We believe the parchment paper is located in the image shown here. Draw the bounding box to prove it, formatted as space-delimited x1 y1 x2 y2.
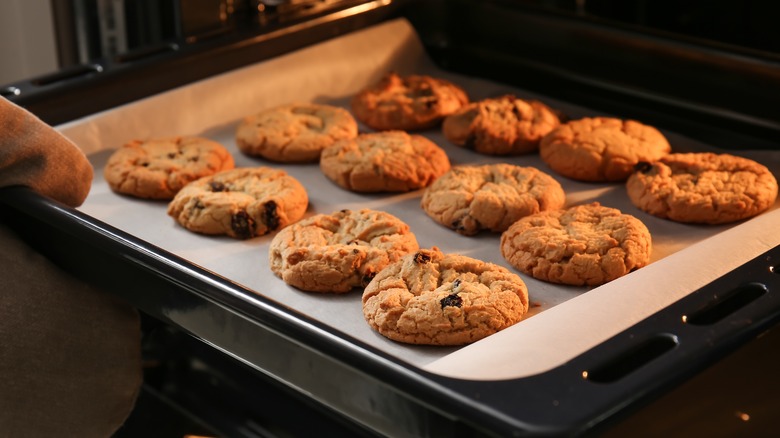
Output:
59 19 780 380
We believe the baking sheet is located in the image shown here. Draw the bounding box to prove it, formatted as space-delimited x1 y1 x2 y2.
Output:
59 18 780 380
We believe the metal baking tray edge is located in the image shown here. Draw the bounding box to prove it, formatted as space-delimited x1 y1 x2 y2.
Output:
2 186 779 436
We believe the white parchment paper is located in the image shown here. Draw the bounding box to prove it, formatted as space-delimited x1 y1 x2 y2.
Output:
59 19 780 380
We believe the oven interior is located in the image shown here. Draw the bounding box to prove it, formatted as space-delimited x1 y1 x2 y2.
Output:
2 1 780 436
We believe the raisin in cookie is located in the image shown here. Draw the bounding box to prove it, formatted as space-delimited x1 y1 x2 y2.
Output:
627 152 778 224
269 209 419 293
351 73 469 131
235 103 358 163
539 117 671 182
362 247 529 346
442 95 561 155
501 203 651 286
104 136 234 200
167 167 307 239
320 130 450 192
421 164 565 235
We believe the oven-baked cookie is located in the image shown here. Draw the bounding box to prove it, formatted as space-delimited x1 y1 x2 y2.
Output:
442 95 561 155
421 164 566 235
627 152 779 224
167 167 308 239
351 73 469 131
235 103 358 163
539 117 671 182
104 136 234 200
269 209 419 293
320 130 450 192
501 203 651 286
362 247 529 346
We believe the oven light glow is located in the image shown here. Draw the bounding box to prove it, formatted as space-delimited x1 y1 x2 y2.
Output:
736 411 750 422
681 315 688 323
581 371 589 379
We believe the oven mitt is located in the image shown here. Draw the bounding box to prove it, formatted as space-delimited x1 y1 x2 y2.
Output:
0 97 142 437
0 97 92 206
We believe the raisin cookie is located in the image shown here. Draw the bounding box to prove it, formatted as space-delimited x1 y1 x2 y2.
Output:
269 209 419 293
501 203 652 286
320 130 450 192
421 164 566 235
351 73 469 131
235 103 358 163
627 152 778 224
442 95 561 155
539 117 671 182
167 167 308 239
104 136 235 200
362 247 529 346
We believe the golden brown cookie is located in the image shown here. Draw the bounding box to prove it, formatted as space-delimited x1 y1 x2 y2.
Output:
627 152 778 224
362 247 529 346
539 117 671 182
351 73 469 131
167 167 308 239
500 203 652 286
442 95 561 155
104 136 234 200
269 209 419 293
320 130 451 192
235 103 358 163
421 164 566 235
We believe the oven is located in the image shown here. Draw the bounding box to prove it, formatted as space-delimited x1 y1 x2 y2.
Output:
2 1 780 436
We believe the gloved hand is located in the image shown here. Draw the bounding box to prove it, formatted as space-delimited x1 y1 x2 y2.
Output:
0 97 142 437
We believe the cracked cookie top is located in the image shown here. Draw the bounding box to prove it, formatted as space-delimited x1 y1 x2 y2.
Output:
362 247 529 345
500 202 652 286
442 95 561 155
235 103 358 163
626 152 778 224
351 73 469 131
320 130 450 192
269 209 419 293
421 163 566 235
167 167 308 239
104 136 235 200
539 117 671 182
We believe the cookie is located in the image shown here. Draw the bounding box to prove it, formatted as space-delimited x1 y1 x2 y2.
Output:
539 117 671 182
627 152 779 224
351 73 469 131
500 203 652 286
421 164 566 235
320 130 451 192
362 247 529 346
167 167 308 239
235 103 358 163
442 95 561 155
104 136 234 200
269 209 419 293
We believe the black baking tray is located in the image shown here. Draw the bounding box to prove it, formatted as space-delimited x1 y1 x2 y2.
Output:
3 0 780 436
2 185 779 437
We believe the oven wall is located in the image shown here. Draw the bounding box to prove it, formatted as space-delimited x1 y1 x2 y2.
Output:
0 0 58 85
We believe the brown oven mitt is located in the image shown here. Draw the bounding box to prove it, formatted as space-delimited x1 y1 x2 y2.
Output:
0 97 142 437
